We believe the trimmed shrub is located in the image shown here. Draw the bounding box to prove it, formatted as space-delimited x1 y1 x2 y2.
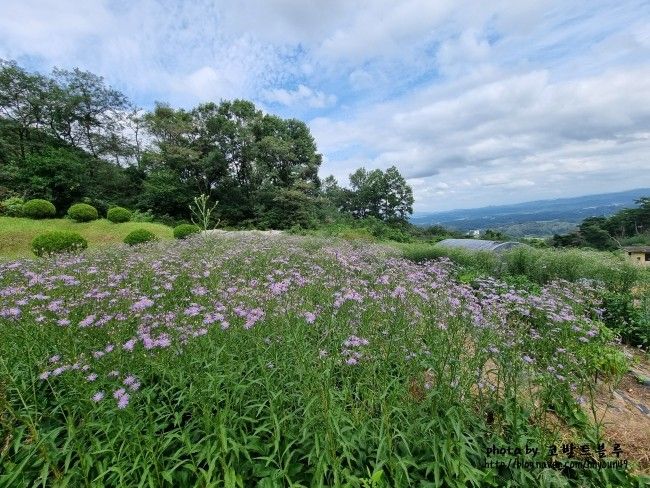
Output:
173 223 200 239
23 199 56 219
32 231 88 257
124 229 158 246
107 207 132 223
67 203 99 222
0 197 25 217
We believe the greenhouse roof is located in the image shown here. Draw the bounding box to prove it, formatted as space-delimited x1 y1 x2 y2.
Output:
435 239 522 252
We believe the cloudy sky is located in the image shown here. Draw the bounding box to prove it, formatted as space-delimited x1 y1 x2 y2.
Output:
1 1 649 211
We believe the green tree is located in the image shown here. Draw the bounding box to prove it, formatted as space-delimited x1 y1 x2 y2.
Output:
47 67 131 162
143 99 323 225
0 60 49 161
345 166 413 222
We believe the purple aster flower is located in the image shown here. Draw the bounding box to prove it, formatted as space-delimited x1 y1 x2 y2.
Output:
79 315 96 327
92 391 105 402
86 373 98 382
155 335 171 348
131 297 154 312
0 307 21 318
184 304 203 316
51 366 66 376
191 286 207 296
117 393 130 409
304 312 317 324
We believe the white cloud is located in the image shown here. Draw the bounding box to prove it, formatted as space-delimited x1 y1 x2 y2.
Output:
263 84 336 108
311 65 650 210
1 0 649 210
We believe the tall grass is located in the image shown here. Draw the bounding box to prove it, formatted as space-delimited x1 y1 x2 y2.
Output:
0 236 644 486
399 243 639 291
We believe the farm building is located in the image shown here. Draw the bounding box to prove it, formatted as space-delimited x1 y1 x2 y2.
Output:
436 238 523 252
623 246 650 267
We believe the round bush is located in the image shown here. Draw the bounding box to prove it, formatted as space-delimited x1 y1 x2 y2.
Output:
67 203 99 222
173 223 201 239
23 199 56 219
124 229 158 246
32 231 88 257
107 207 132 223
0 197 25 217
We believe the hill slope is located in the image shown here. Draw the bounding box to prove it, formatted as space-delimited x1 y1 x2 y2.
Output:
0 218 172 258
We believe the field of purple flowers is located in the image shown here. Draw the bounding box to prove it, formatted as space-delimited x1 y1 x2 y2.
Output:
0 234 642 486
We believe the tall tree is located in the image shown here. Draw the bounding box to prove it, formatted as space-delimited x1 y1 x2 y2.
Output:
142 99 323 225
47 67 131 161
0 60 49 161
344 166 414 222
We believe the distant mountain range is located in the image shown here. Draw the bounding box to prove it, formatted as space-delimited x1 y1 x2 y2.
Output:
410 188 650 238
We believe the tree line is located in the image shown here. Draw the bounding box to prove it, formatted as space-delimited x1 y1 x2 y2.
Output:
0 59 413 229
552 198 650 250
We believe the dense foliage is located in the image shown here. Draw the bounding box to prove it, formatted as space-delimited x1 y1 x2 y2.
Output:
173 223 201 239
67 203 99 222
123 228 158 246
0 59 414 230
31 230 87 256
0 235 641 486
0 196 24 216
106 206 132 223
22 198 56 219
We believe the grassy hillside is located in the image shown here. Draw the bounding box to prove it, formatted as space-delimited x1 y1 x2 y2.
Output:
0 217 173 258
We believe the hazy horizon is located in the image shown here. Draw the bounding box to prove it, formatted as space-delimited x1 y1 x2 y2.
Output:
411 186 650 215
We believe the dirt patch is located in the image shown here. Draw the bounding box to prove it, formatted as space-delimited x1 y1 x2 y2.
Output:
583 370 650 475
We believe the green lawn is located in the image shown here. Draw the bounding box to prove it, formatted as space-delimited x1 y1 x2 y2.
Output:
0 217 173 258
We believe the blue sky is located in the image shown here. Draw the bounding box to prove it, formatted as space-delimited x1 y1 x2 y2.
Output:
1 0 649 211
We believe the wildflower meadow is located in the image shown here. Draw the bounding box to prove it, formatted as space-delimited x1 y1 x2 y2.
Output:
0 235 644 486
